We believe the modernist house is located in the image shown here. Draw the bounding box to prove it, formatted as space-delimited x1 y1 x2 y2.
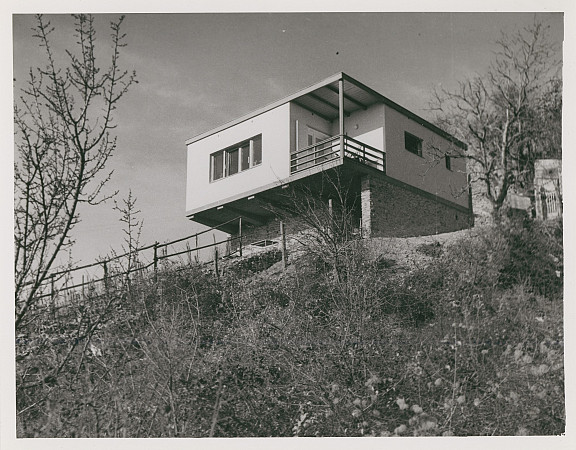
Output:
186 73 472 241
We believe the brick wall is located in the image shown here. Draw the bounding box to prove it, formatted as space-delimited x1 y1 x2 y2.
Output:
361 174 472 238
231 173 472 245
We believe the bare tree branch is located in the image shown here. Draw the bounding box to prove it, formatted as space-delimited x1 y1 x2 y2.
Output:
14 14 137 329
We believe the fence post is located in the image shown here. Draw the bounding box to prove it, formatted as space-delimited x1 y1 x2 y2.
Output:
50 274 56 319
153 242 159 280
103 260 109 292
328 198 334 238
195 235 199 263
280 221 288 270
213 234 219 281
186 242 192 265
239 217 243 258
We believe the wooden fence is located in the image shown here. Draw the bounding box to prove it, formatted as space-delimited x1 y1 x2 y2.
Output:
31 216 289 305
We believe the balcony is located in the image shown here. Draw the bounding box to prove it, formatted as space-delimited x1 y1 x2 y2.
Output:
290 135 385 175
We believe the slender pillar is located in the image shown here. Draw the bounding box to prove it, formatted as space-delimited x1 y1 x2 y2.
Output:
360 175 372 238
339 77 345 159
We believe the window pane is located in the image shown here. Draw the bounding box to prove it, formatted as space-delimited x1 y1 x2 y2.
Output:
252 135 262 166
212 152 224 180
405 132 422 156
228 148 239 175
240 144 250 171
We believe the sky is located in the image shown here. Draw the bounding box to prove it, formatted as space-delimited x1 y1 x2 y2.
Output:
10 8 566 267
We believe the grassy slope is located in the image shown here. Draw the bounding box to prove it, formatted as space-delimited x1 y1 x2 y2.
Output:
16 220 564 437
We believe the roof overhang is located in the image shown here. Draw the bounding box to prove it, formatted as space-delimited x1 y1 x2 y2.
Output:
185 72 467 150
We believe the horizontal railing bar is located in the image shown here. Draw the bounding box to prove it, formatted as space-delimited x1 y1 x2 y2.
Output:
290 134 385 176
345 143 382 159
161 236 240 260
291 145 340 163
291 136 340 157
290 155 341 174
36 216 242 286
291 149 341 166
291 135 383 159
345 135 383 154
291 152 341 168
157 216 241 248
345 149 383 163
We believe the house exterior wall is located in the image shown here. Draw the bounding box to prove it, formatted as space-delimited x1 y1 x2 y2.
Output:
290 103 333 152
361 174 471 238
338 103 386 152
186 103 291 214
383 106 468 209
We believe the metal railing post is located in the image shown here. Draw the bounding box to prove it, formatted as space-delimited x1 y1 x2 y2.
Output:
339 77 345 161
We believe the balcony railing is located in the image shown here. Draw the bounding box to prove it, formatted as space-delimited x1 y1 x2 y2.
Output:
290 135 386 175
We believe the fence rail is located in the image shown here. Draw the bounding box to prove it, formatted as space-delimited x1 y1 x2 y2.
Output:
29 216 261 303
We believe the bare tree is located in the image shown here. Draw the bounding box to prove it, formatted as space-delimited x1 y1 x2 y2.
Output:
113 189 144 273
14 14 137 329
429 20 561 217
275 170 361 281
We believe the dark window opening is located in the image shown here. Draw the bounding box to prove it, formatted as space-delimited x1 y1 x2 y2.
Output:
227 148 239 176
252 135 262 166
404 131 423 157
212 151 224 180
240 143 250 171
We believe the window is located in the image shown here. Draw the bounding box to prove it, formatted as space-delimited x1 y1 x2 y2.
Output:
404 131 422 157
445 154 452 171
211 135 262 181
212 151 224 180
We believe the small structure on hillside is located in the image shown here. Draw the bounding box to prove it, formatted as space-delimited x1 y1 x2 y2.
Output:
185 73 472 241
534 159 562 220
505 159 562 221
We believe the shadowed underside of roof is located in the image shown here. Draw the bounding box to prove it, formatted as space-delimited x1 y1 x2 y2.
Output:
185 72 467 150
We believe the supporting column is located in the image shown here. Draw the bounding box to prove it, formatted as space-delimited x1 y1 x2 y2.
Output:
360 175 372 238
339 77 345 160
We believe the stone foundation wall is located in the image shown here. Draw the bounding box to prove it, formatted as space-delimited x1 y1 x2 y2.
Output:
361 174 472 238
231 173 472 245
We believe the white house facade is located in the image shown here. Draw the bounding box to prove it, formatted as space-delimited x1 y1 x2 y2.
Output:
186 73 472 238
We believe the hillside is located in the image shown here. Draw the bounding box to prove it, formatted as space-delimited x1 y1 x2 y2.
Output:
16 219 564 437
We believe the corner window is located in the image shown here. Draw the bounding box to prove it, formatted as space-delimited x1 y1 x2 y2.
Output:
445 154 452 171
404 131 422 157
211 135 262 181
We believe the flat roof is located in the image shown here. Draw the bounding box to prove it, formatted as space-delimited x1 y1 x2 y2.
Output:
185 72 467 150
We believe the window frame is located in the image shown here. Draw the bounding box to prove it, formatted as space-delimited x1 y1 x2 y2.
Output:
210 134 262 182
404 131 423 157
